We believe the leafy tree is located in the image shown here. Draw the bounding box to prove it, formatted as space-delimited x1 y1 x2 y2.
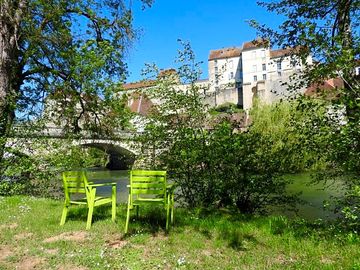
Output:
249 0 359 119
0 0 153 163
0 138 108 197
250 0 360 229
137 43 300 213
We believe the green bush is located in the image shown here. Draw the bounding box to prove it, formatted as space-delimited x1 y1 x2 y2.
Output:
0 139 108 198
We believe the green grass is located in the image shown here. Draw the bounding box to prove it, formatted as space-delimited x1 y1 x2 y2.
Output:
0 196 359 270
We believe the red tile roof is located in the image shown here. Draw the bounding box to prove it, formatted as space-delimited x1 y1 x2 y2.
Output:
128 92 154 116
305 78 343 99
270 46 306 58
242 38 269 51
270 48 292 58
209 47 242 61
122 80 156 90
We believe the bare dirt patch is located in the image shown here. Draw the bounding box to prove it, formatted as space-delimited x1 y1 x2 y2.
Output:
0 223 18 230
151 232 168 241
104 234 128 249
106 239 128 249
44 249 59 255
320 256 334 265
274 254 296 265
15 232 34 240
201 250 212 257
43 231 88 243
16 256 45 270
0 245 13 262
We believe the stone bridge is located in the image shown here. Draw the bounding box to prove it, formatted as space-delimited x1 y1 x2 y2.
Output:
8 125 143 170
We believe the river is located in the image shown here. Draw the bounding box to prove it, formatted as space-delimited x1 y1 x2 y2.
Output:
86 169 344 220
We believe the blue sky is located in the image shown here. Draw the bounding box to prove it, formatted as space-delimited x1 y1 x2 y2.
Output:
125 0 284 83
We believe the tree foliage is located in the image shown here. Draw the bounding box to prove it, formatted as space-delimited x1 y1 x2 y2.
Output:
250 0 359 118
251 0 360 230
0 0 153 161
0 138 108 197
137 43 305 213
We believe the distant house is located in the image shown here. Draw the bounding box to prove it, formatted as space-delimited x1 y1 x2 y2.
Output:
123 38 313 112
207 39 312 110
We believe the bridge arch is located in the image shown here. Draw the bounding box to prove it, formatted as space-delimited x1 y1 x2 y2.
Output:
79 141 137 170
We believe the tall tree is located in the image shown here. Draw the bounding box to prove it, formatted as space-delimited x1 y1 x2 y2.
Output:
250 0 360 229
0 0 153 158
250 0 359 119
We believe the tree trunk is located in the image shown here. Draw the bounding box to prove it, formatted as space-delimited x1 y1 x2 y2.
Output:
0 1 26 164
336 0 358 121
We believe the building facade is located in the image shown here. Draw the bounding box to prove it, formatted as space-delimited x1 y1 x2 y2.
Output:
123 39 313 113
206 39 313 110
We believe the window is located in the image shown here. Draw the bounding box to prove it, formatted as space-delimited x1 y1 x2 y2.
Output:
277 61 282 70
254 75 257 82
229 60 234 69
215 66 218 74
262 63 266 71
252 65 257 72
229 72 234 79
262 74 267 80
215 79 219 85
214 59 217 65
277 71 282 77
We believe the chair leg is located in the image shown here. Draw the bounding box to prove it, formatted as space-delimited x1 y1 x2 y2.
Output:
60 204 69 226
112 185 116 222
170 194 174 225
125 195 131 234
166 196 170 231
86 197 95 230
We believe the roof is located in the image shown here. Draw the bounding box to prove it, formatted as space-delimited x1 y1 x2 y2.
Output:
209 47 242 61
270 48 292 58
242 38 269 51
208 38 269 60
128 92 154 116
270 46 305 59
305 77 344 99
158 68 177 78
122 80 156 90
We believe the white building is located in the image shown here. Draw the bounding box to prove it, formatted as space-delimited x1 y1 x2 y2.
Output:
123 39 313 113
206 39 313 110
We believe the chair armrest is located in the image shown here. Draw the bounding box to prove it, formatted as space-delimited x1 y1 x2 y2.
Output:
87 182 117 188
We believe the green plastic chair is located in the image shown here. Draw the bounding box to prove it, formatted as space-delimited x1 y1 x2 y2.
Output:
125 170 175 233
60 171 117 230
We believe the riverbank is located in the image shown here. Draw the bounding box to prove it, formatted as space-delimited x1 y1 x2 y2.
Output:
88 170 345 220
0 196 358 269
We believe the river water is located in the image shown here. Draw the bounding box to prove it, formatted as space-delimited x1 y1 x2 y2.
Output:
86 169 344 220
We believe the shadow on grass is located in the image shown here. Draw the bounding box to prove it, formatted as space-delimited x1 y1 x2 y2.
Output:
122 205 174 236
65 204 114 223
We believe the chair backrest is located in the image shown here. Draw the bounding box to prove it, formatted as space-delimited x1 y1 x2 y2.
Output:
129 170 167 203
62 171 90 201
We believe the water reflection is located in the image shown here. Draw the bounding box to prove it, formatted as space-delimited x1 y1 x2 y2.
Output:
86 169 129 203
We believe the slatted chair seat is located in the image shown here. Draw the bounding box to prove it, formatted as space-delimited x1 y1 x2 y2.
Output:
60 171 117 230
125 170 175 233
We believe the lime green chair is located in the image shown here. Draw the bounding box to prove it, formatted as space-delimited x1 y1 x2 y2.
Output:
125 170 175 233
60 171 117 230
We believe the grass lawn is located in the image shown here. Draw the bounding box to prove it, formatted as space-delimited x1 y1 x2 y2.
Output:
0 196 359 270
